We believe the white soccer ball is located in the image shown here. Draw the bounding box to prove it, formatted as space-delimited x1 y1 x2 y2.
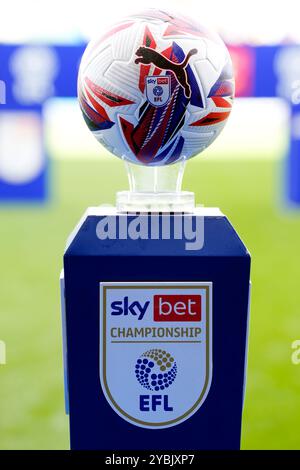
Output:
78 9 234 166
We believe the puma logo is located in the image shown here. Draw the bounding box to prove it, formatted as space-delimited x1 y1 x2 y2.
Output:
135 47 197 99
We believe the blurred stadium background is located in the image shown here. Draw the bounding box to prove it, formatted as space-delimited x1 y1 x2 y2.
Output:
0 0 300 449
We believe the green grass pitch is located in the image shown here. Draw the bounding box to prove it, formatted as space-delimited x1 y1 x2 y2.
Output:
0 157 300 449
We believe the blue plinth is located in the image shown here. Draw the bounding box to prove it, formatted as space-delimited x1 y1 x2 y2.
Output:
61 208 251 450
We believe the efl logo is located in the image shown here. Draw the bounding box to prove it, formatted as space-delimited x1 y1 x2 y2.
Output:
154 295 201 322
100 282 212 429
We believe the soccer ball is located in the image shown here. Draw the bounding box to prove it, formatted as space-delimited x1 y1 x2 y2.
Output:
78 9 234 166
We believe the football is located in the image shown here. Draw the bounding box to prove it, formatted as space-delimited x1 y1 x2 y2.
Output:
78 9 234 166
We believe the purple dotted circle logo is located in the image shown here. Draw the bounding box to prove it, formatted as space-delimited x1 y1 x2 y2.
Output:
135 349 177 391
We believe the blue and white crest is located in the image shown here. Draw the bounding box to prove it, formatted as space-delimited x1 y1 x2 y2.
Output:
146 76 171 107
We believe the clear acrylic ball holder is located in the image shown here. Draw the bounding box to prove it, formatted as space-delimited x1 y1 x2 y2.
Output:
116 159 195 213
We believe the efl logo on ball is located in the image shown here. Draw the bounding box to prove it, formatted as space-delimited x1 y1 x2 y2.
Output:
146 76 171 107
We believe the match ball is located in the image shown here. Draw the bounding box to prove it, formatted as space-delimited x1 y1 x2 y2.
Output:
78 9 234 166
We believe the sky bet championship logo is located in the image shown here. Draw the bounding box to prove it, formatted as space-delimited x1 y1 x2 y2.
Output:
100 282 212 429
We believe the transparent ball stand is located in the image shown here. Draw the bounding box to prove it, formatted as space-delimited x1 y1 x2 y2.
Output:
116 158 195 213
